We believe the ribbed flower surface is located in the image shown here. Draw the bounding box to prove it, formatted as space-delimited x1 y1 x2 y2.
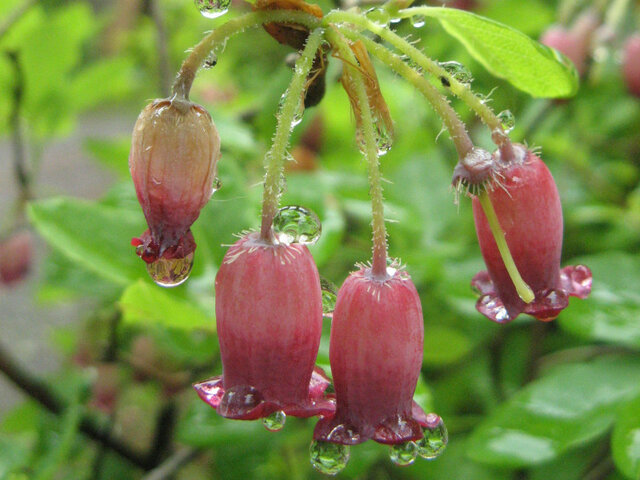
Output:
194 232 333 420
129 98 220 260
472 148 592 323
314 266 430 445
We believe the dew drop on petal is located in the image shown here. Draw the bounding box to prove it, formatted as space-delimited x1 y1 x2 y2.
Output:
560 264 592 299
496 110 515 134
439 61 473 84
389 441 418 466
273 205 322 245
194 0 230 19
477 294 511 323
309 441 350 475
416 414 448 460
218 385 263 418
411 15 426 28
146 253 194 287
263 410 286 432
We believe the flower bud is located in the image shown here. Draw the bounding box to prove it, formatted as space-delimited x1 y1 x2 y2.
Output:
129 98 221 263
622 34 640 98
194 232 333 421
0 230 34 286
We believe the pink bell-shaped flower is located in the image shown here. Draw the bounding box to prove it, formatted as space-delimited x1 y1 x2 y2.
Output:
465 145 592 323
0 229 33 286
129 97 221 268
311 264 444 473
194 232 334 427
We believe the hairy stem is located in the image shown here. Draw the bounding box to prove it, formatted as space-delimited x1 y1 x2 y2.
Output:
173 10 321 99
338 28 473 158
478 191 534 303
324 10 514 159
328 29 388 278
259 28 325 242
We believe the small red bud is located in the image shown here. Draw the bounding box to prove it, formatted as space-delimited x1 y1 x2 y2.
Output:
470 145 592 323
129 98 221 263
314 266 432 446
194 232 333 421
622 34 640 98
0 230 34 286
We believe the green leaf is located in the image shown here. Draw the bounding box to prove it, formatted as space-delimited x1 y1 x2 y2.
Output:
423 325 473 366
414 7 579 98
612 396 640 479
559 253 640 349
119 280 215 331
84 138 132 178
28 197 146 285
467 356 640 468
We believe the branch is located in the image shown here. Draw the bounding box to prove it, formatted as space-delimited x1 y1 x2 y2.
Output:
140 447 201 480
0 341 149 470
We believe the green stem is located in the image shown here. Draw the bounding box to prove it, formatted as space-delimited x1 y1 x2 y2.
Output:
338 27 473 159
327 29 388 278
478 191 534 303
259 28 325 242
173 10 321 100
323 10 514 159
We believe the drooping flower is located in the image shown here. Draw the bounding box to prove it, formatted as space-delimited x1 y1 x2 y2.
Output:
455 144 592 323
129 97 220 266
0 230 33 286
312 264 444 472
194 232 333 425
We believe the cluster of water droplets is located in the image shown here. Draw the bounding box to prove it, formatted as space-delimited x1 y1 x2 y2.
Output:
387 416 448 466
146 252 194 287
194 0 231 19
439 61 473 85
309 441 350 475
272 206 322 245
263 410 286 432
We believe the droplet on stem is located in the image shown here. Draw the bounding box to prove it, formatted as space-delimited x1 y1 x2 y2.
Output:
272 206 322 245
320 277 337 318
309 441 350 475
194 0 231 19
439 61 473 85
411 15 426 28
146 253 194 287
496 110 515 134
389 441 418 466
262 410 286 432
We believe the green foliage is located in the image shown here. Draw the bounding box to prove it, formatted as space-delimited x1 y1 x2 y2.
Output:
1 0 639 479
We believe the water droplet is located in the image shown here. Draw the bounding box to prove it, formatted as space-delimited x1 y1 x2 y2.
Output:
211 177 222 195
439 61 473 85
146 253 194 287
194 0 230 19
411 15 426 28
273 205 322 245
389 441 418 466
218 385 263 418
263 410 286 432
309 441 350 475
365 7 391 26
203 53 217 69
476 294 511 323
416 415 448 460
496 110 515 134
320 277 337 318
279 91 305 129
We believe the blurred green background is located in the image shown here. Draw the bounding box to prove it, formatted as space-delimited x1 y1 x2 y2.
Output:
1 0 640 478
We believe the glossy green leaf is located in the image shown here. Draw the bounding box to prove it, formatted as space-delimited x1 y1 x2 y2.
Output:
412 7 579 97
467 356 640 468
423 325 473 365
28 197 145 285
612 396 640 479
559 253 640 348
119 280 215 331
